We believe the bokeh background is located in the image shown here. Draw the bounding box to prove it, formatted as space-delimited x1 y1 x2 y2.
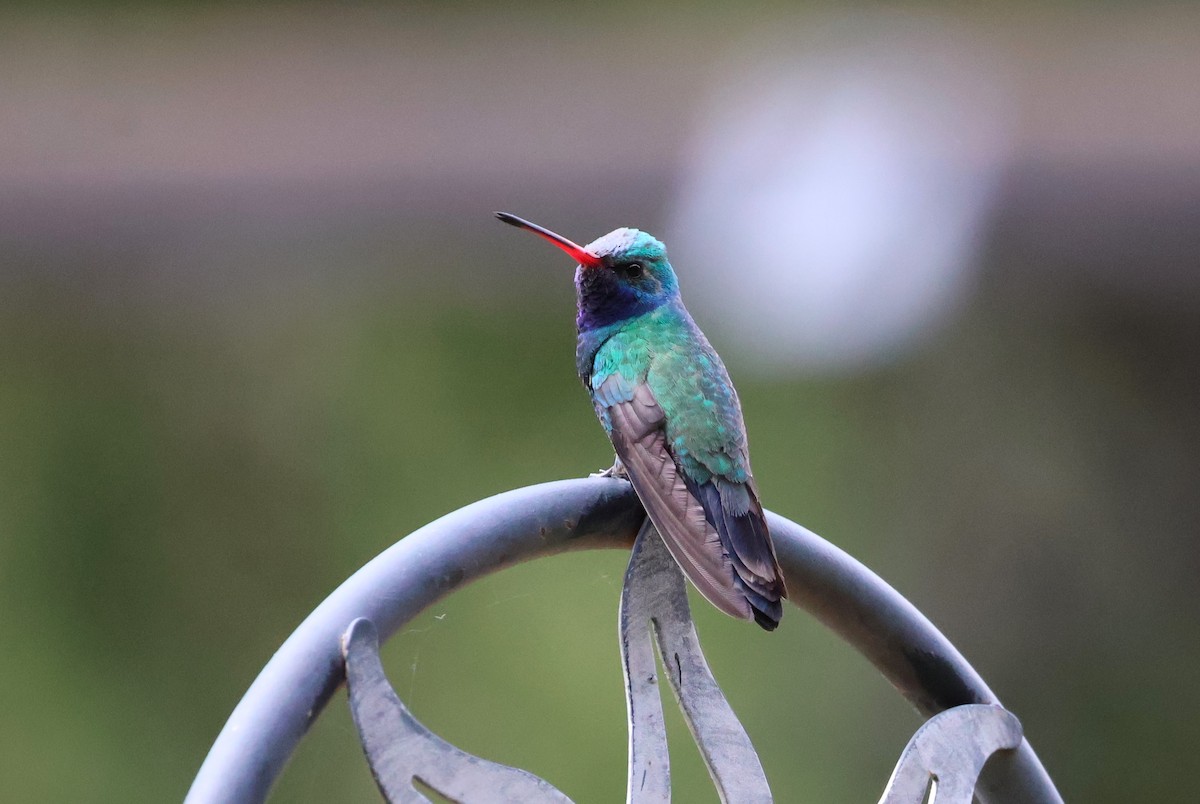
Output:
3 2 1198 801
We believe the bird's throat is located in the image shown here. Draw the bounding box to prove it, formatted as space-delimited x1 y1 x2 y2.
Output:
574 266 667 333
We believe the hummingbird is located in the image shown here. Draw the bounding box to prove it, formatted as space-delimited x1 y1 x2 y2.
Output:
496 212 787 630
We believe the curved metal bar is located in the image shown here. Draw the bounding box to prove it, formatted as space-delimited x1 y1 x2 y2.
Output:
186 479 644 804
186 477 1062 804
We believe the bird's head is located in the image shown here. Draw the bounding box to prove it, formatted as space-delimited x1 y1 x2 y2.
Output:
496 212 679 332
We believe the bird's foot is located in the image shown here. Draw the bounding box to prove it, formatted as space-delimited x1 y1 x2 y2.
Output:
589 456 629 480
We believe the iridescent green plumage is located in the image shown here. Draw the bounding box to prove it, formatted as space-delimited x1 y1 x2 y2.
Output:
497 213 787 629
591 304 748 485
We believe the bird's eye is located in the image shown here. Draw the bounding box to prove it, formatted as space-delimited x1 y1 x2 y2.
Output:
626 262 644 278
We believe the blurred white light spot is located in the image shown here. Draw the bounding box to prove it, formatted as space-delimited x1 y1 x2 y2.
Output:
668 14 1014 373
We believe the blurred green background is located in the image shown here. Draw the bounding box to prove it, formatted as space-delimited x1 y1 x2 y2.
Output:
2 2 1199 802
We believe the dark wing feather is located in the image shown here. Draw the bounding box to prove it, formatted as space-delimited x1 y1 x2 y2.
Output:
685 475 786 630
603 380 753 622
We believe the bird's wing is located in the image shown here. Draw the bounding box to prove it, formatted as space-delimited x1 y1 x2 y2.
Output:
644 336 787 628
683 471 787 626
596 374 753 622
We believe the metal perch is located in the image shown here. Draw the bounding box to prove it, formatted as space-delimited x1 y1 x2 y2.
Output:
185 477 1062 803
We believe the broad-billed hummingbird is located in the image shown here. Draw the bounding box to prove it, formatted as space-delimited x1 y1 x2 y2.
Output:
496 212 787 630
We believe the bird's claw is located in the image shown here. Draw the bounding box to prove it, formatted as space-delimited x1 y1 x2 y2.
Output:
590 457 629 480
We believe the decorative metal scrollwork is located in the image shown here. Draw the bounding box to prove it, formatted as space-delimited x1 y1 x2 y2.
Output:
342 618 570 804
618 521 771 803
879 705 1023 804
